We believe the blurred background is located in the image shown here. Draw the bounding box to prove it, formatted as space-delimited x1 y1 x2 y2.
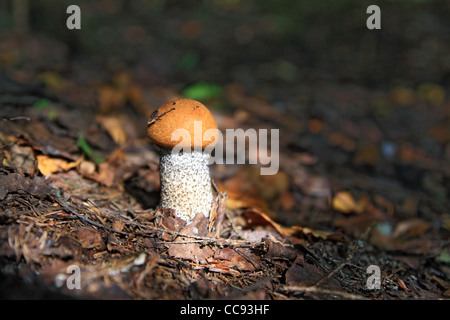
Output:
2 0 450 96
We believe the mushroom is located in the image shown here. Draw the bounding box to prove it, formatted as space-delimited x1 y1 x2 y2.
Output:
146 98 219 222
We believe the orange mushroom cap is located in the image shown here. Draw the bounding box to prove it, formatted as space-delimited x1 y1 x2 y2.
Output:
146 99 218 150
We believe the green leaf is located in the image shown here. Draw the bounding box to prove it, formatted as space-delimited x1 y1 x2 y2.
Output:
76 135 104 165
47 109 58 121
33 99 51 109
182 81 223 101
436 250 450 265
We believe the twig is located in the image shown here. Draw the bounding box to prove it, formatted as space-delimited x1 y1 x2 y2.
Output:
54 193 259 248
278 285 368 300
146 108 175 127
137 224 260 248
283 223 375 300
1 116 31 121
312 223 374 287
232 246 273 275
53 190 129 236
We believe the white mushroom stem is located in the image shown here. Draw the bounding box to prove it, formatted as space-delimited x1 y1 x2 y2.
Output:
158 148 213 222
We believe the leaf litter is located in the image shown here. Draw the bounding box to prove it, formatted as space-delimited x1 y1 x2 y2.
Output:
1 67 449 301
1 2 450 300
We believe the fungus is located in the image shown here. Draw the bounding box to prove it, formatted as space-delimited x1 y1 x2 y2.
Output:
146 98 218 222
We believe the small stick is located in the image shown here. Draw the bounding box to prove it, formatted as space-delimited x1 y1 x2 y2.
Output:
146 108 175 127
1 116 31 121
312 223 374 287
53 190 129 236
278 285 368 300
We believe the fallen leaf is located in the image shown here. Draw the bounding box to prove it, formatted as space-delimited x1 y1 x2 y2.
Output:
300 175 331 198
390 86 416 106
96 115 128 145
276 191 295 211
417 83 446 106
78 160 96 176
334 214 378 238
214 247 256 271
75 227 106 250
37 155 82 176
126 84 144 107
328 131 356 151
242 207 286 235
354 143 379 166
0 172 53 200
219 167 291 217
4 143 37 175
392 218 431 239
89 162 116 187
98 85 126 113
38 71 65 92
331 191 369 214
308 118 324 133
112 220 125 232
373 194 394 216
286 225 334 239
242 207 332 239
369 220 434 254
167 213 214 264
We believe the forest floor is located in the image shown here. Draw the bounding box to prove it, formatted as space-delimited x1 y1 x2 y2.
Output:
0 1 449 300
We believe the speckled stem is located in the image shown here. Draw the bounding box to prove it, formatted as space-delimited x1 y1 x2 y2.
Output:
158 148 213 222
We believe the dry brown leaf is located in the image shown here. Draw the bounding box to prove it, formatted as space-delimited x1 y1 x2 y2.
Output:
332 191 369 214
78 160 96 176
112 220 125 232
96 115 128 145
98 85 126 113
37 155 82 176
4 143 37 175
284 225 333 239
276 191 295 211
126 84 144 107
390 86 416 106
203 258 240 276
328 131 356 151
242 207 331 239
38 71 65 92
90 162 115 187
308 119 324 133
0 172 53 200
242 208 286 235
354 143 379 166
78 158 116 187
75 227 106 250
218 168 292 217
392 218 431 239
368 219 433 254
213 247 256 271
